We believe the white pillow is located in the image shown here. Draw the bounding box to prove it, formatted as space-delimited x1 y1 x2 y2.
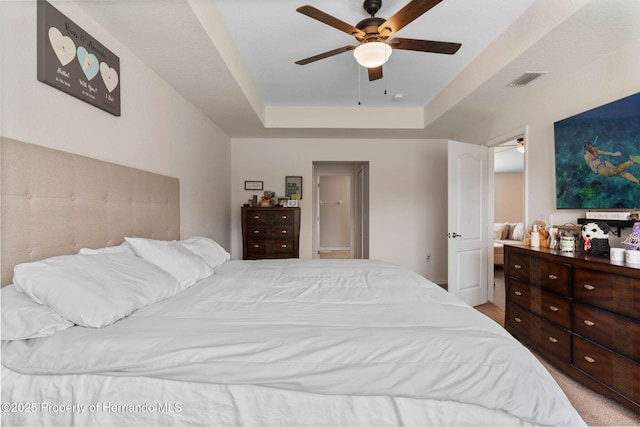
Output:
1 285 73 340
78 241 135 255
125 237 214 288
13 252 181 328
179 236 230 269
512 222 525 241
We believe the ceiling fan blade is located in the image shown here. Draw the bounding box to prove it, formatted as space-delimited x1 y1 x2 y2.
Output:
295 45 357 65
389 37 461 54
297 6 365 39
368 66 383 81
378 0 443 37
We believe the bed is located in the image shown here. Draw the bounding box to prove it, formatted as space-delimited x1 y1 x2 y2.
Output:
1 138 584 426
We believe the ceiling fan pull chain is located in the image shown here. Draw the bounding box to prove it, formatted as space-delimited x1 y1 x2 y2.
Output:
384 48 388 95
358 64 362 105
384 68 387 95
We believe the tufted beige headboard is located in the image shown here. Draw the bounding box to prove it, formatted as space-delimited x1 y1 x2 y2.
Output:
1 137 180 286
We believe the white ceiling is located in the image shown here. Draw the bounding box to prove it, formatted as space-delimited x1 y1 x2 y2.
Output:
214 0 533 108
75 0 640 140
494 141 524 174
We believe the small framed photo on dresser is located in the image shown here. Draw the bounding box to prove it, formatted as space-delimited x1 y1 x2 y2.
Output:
287 199 299 207
244 180 263 190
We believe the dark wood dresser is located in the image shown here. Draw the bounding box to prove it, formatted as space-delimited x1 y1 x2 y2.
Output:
504 244 640 413
241 207 300 260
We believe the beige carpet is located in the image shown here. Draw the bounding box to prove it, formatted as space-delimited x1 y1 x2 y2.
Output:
319 249 350 259
476 269 640 425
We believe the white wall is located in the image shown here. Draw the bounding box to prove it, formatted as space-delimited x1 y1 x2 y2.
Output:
0 1 232 248
459 38 640 244
231 139 448 283
495 173 524 223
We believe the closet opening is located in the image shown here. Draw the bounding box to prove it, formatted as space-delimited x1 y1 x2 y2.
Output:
312 162 369 259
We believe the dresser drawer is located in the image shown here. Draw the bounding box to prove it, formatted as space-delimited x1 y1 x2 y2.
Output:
537 318 571 364
272 211 295 225
574 302 640 362
271 224 294 238
538 291 571 330
573 268 640 319
245 239 268 259
272 240 295 257
507 252 530 282
245 225 268 237
509 279 532 310
573 336 640 403
537 259 570 296
246 211 269 224
507 302 534 342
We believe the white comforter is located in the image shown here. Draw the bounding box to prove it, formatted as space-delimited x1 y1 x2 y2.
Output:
2 259 583 426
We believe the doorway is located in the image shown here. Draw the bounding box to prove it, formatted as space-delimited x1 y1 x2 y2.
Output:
488 128 527 309
492 139 524 310
312 162 369 259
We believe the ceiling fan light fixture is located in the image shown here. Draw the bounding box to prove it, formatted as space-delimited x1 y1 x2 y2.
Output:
353 42 392 68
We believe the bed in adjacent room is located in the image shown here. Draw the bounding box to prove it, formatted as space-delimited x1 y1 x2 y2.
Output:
1 138 584 426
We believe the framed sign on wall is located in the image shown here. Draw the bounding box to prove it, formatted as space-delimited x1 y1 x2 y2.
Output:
37 1 121 116
285 176 302 199
244 180 263 190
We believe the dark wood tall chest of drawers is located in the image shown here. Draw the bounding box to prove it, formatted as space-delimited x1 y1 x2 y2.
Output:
242 207 300 260
504 244 640 413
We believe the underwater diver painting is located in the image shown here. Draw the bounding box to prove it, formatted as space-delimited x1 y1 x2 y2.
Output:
554 92 640 209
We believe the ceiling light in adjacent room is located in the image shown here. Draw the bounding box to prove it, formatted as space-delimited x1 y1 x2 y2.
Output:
353 42 392 68
516 138 525 153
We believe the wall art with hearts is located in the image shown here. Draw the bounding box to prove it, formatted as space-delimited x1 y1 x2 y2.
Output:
37 1 120 116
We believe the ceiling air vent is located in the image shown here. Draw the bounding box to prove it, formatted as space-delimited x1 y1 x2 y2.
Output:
507 72 547 87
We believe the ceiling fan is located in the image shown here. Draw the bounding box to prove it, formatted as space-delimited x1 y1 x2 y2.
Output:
295 0 462 81
497 138 525 153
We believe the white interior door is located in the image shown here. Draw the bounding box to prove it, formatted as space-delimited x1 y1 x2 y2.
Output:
448 141 489 306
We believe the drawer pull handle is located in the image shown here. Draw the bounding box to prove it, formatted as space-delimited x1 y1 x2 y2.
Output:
253 230 260 234
282 216 287 219
548 337 558 343
514 317 522 323
548 274 558 280
514 291 522 296
549 305 559 312
583 284 595 291
253 244 260 248
253 215 260 219
584 356 596 363
514 264 522 269
281 230 287 234
583 320 596 327
281 244 287 248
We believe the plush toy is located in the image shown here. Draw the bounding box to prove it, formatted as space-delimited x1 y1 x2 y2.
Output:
580 221 611 255
260 190 276 207
527 220 550 247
